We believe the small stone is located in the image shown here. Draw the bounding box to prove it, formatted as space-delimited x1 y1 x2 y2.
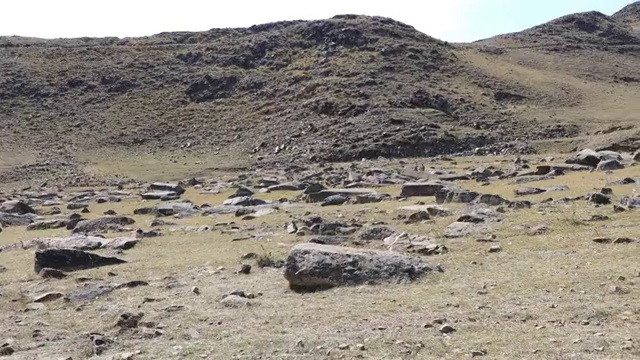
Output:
471 350 487 357
238 264 251 275
38 268 67 279
191 286 201 295
338 344 350 350
33 292 65 303
355 343 365 351
0 343 15 356
439 324 456 334
613 205 627 213
488 245 502 253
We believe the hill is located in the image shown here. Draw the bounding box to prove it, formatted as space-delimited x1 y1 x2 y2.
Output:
0 5 639 186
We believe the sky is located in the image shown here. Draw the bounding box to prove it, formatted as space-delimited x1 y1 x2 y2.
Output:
0 0 635 42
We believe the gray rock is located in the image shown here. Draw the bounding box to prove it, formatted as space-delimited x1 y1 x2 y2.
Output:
359 226 396 241
400 181 451 197
27 220 67 231
475 194 508 206
309 236 350 245
267 183 302 192
154 201 198 217
565 149 602 167
0 200 35 215
141 191 179 200
72 216 135 233
444 222 492 238
34 248 126 273
33 292 65 303
596 159 624 171
228 187 254 198
405 211 430 224
620 196 640 208
515 187 546 196
302 183 326 194
67 202 89 210
436 188 479 204
149 182 185 195
0 212 35 226
354 193 390 204
588 193 611 205
284 243 433 290
68 285 114 301
321 195 349 207
634 151 640 162
223 196 266 206
38 267 67 279
220 294 252 307
597 150 622 161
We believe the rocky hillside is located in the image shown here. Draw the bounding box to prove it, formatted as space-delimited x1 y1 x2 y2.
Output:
613 1 640 33
0 4 639 176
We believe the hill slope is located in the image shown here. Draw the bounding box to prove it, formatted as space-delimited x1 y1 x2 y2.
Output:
0 5 639 184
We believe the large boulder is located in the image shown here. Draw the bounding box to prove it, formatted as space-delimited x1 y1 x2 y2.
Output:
0 200 35 215
34 248 126 273
565 149 602 167
72 216 135 233
283 243 433 291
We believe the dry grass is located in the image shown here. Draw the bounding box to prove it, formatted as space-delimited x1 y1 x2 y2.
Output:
1 156 639 359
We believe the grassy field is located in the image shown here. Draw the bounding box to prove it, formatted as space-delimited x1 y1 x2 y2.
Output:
0 155 639 359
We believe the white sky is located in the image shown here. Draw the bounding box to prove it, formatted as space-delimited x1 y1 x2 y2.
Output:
0 0 632 42
1 0 472 40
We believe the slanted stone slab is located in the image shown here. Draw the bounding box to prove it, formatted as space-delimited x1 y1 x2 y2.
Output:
34 248 126 273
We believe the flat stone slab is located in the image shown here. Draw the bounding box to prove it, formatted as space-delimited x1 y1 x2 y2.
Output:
305 189 377 203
